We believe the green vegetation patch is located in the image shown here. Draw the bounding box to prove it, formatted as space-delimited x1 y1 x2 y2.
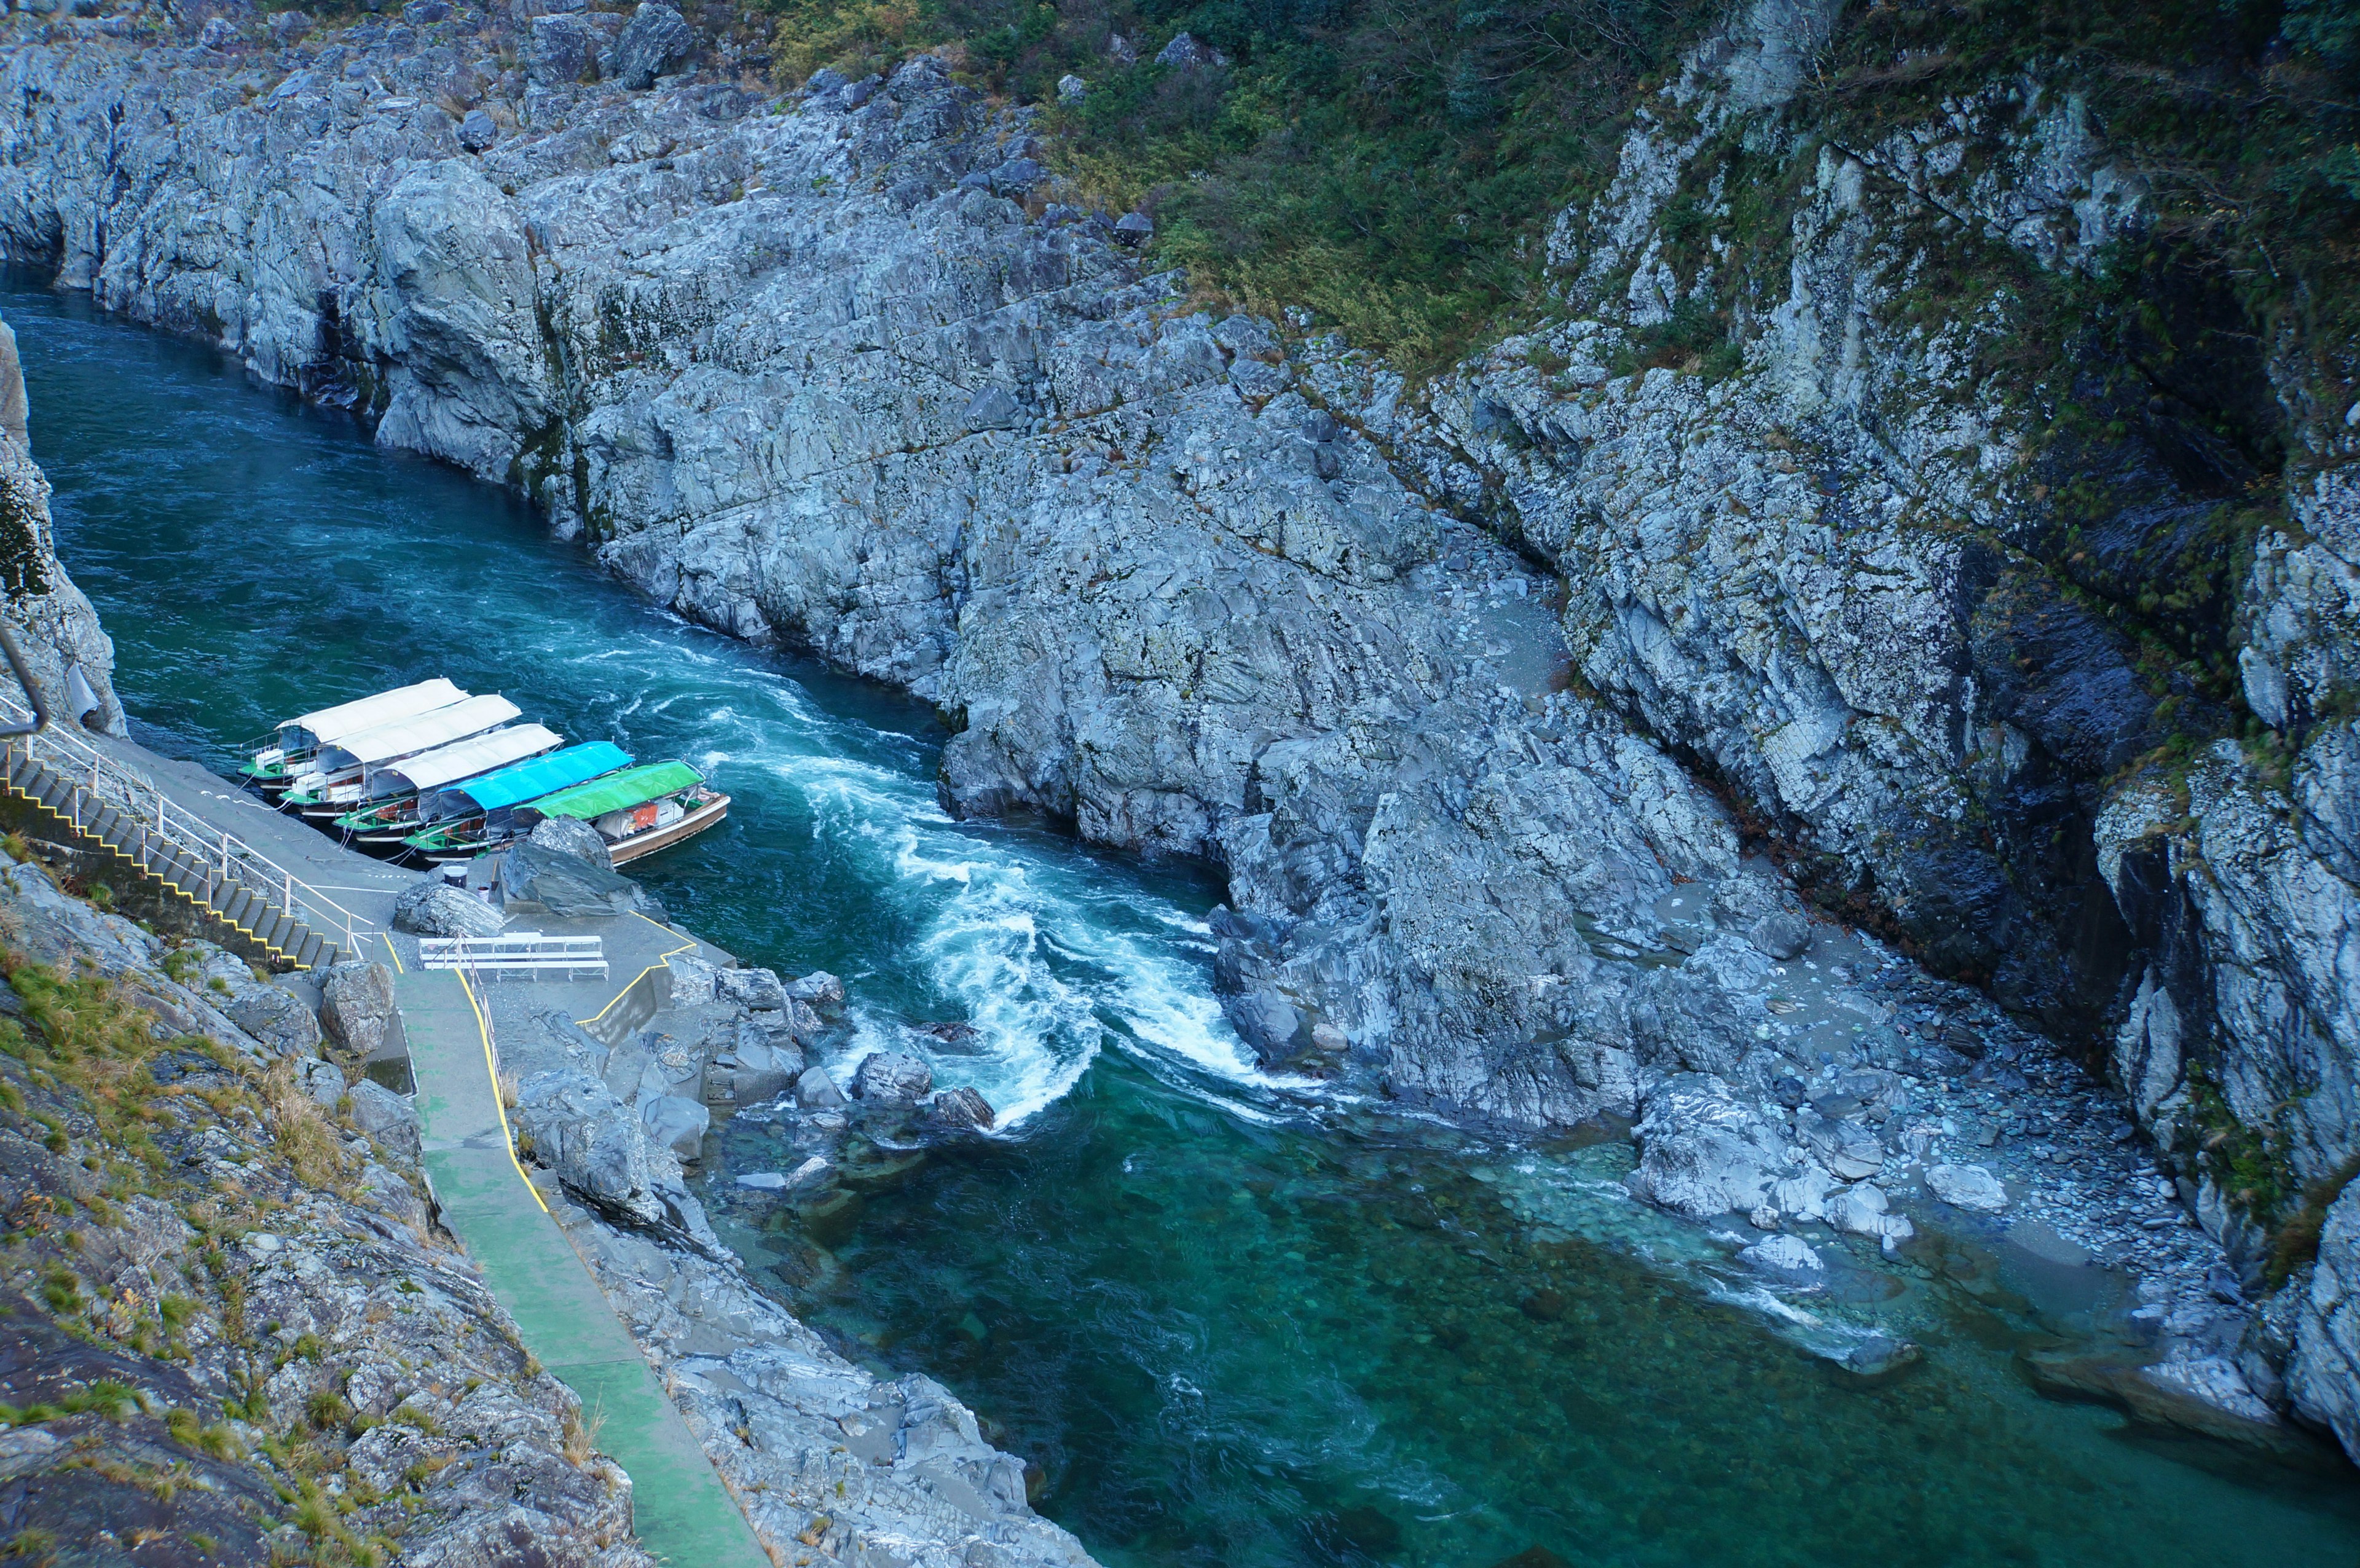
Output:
760 0 1720 371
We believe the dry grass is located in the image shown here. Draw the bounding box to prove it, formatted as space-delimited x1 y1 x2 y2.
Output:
260 1058 352 1196
561 1402 606 1468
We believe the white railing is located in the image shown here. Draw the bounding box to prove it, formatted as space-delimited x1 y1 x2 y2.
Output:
0 695 377 958
417 931 606 979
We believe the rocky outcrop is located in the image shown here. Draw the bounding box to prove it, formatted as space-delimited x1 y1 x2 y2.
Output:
0 845 650 1565
0 314 119 732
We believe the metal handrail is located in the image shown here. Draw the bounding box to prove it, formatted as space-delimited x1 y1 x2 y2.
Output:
0 689 378 956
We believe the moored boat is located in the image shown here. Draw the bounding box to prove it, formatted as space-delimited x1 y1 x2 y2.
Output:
404 759 725 865
281 694 524 818
242 677 468 794
333 738 629 852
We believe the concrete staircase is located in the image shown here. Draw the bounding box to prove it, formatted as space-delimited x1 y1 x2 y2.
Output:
2 747 342 971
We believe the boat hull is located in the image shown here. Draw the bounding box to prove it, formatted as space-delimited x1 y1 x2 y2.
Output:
608 794 728 866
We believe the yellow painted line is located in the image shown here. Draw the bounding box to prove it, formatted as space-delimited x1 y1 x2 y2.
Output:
575 911 699 1029
457 968 549 1215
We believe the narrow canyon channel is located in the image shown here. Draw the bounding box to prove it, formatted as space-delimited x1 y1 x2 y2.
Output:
12 278 2359 1568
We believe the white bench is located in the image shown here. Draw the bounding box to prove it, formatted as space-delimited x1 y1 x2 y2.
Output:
415 931 607 981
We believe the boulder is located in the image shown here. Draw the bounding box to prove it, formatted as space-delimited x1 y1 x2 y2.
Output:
527 13 601 86
527 813 612 869
1927 1162 2010 1212
1740 1234 1823 1274
457 109 498 152
794 1065 848 1109
297 1057 344 1108
224 984 321 1057
1796 1110 1884 1181
723 1024 803 1103
786 971 844 1014
641 1094 709 1161
1626 1074 1800 1220
924 1085 996 1133
612 2 695 90
514 1070 669 1228
715 965 787 1010
346 1080 420 1162
392 879 505 938
852 1051 933 1105
1154 31 1227 68
320 961 399 1063
1830 1182 1914 1244
1748 912 1814 961
497 839 667 922
267 10 312 44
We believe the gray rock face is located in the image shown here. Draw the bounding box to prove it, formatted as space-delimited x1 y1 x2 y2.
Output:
320 959 400 1062
641 1092 709 1161
0 848 650 1567
223 982 322 1057
392 878 506 937
0 317 122 734
515 1068 696 1233
498 839 666 920
852 1050 933 1105
527 812 613 869
345 1078 422 1161
611 2 693 91
527 12 601 86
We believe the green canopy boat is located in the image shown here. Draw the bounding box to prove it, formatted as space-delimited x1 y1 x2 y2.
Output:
402 760 726 866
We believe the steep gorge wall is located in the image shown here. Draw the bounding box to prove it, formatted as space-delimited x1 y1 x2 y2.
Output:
0 0 2355 1452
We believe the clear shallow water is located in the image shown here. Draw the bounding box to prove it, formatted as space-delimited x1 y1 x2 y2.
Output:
8 279 2359 1568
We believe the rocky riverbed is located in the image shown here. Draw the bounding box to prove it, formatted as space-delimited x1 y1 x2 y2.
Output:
0 0 2352 1483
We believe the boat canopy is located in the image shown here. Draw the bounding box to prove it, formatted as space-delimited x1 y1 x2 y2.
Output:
414 741 633 823
363 724 565 801
278 679 468 752
313 695 522 774
518 761 703 825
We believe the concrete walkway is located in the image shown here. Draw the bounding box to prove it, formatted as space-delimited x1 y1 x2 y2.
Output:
399 964 772 1568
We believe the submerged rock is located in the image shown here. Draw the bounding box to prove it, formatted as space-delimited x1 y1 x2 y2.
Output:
794 1065 848 1110
926 1084 996 1132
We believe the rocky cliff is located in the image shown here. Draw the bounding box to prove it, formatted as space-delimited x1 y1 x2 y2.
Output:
0 317 120 734
0 0 2353 1463
0 842 650 1565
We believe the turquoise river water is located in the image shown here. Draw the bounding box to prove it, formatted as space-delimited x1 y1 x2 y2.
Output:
7 278 2360 1568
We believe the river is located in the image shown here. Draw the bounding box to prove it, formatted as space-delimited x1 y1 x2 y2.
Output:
8 277 2358 1568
